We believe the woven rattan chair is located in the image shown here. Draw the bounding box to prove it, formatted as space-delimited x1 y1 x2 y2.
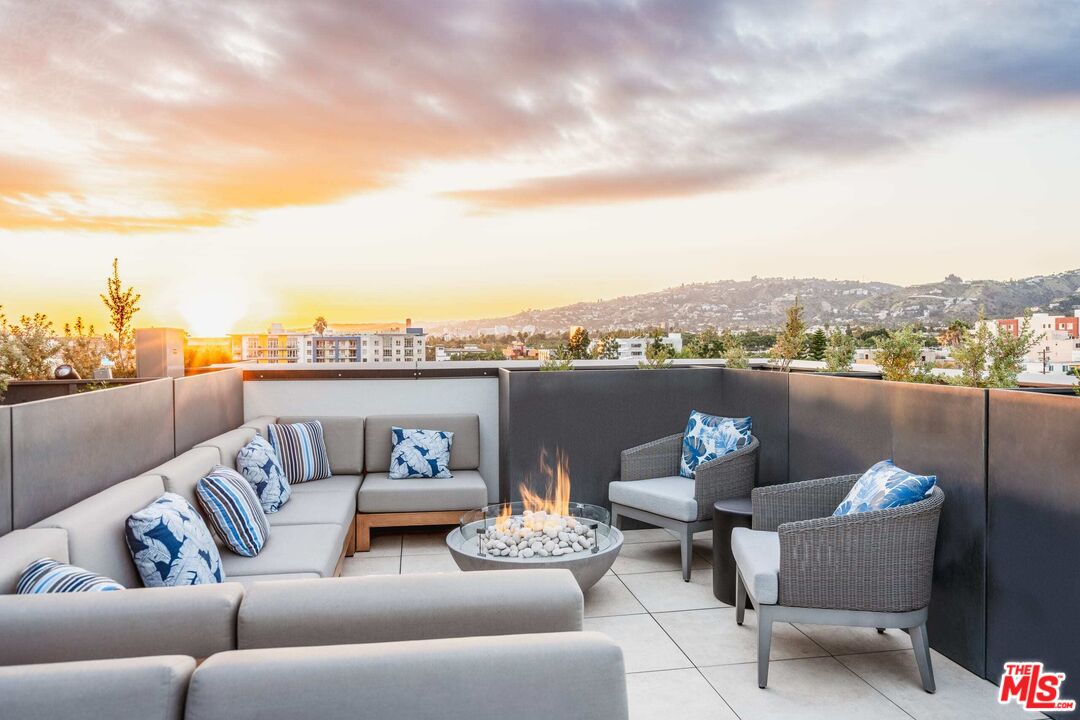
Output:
733 475 945 691
611 433 759 581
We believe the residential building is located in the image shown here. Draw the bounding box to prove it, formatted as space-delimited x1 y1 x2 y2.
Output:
995 308 1080 374
232 322 426 364
602 333 683 360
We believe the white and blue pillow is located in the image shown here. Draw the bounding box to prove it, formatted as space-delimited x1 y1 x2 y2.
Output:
236 435 291 513
389 427 454 479
833 460 937 517
125 492 225 587
17 558 124 594
679 411 753 478
267 421 332 484
196 465 270 557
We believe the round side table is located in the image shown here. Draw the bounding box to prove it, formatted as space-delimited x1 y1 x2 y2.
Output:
712 497 753 606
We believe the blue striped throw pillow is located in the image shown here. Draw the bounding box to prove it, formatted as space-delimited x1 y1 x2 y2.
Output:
267 421 332 483
196 465 270 557
17 558 124 593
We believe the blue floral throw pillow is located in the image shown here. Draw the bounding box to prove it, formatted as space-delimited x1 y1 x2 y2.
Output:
389 427 454 479
833 460 937 517
236 435 291 513
125 493 225 587
679 410 753 478
17 558 124 593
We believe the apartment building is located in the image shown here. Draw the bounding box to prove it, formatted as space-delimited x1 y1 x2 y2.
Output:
995 309 1080 374
606 333 683 360
232 322 426 364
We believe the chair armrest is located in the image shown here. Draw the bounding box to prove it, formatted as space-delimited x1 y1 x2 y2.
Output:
0 583 242 666
186 632 628 720
620 432 683 482
238 569 583 650
752 474 860 531
777 487 945 612
693 436 759 519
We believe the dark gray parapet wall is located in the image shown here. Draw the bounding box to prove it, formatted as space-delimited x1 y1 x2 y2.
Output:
174 368 244 453
789 374 988 678
10 378 175 529
988 390 1080 698
716 368 789 486
0 406 11 535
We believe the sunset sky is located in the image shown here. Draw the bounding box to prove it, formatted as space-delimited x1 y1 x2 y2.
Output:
1 1 1078 335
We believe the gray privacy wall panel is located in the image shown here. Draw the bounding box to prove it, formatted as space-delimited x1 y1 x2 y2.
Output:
173 369 244 453
787 374 987 676
499 368 724 507
717 369 788 486
987 391 1080 689
0 406 11 536
11 379 175 528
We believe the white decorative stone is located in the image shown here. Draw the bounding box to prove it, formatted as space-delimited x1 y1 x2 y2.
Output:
521 547 535 558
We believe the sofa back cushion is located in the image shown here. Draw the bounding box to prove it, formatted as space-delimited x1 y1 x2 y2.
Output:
145 447 221 509
277 416 364 475
365 414 479 472
0 528 69 594
32 476 165 589
195 428 258 471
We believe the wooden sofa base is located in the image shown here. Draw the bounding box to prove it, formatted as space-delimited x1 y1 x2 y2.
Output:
355 510 467 552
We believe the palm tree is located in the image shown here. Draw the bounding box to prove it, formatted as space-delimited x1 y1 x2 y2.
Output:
314 316 328 336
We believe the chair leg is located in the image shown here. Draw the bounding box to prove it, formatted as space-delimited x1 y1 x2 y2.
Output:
877 627 886 634
735 570 746 625
679 524 692 582
757 606 774 689
611 506 622 530
910 622 936 693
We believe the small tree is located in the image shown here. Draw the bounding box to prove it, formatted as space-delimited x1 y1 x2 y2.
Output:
806 328 827 361
62 317 105 379
2 313 60 380
314 316 328 336
873 325 929 382
100 258 141 377
638 342 674 369
592 334 619 360
722 332 750 369
937 319 969 348
686 328 723 359
0 306 10 396
566 326 591 360
824 328 856 373
540 345 574 371
769 298 806 372
987 313 1038 388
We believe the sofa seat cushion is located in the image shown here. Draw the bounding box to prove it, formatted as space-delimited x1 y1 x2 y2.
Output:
219 524 343 578
0 529 69 594
267 491 355 528
609 476 697 522
288 475 362 497
731 528 779 605
357 471 488 514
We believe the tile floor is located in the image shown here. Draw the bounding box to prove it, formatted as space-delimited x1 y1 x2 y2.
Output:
342 527 1039 720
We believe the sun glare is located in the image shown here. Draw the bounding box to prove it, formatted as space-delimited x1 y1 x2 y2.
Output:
178 282 249 336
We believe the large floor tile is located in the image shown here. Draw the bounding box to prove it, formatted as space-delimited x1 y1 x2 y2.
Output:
793 624 913 656
621 569 728 613
701 656 912 720
612 541 710 576
838 650 1047 720
626 668 738 720
620 528 679 544
401 529 454 555
584 614 693 673
340 555 400 577
655 608 828 667
362 532 403 557
693 537 715 564
584 575 647 618
399 551 461 574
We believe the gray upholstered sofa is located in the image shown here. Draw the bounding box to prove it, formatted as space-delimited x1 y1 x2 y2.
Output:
0 631 628 720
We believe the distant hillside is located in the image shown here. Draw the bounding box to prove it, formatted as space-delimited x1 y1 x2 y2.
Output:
424 270 1080 335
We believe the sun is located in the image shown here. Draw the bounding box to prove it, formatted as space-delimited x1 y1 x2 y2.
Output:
177 282 249 336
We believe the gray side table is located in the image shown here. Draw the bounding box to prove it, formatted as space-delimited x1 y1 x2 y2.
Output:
712 497 753 606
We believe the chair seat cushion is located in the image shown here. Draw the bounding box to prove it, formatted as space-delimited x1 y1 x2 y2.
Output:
609 476 697 522
267 490 355 528
219 524 343 578
731 528 779 605
358 471 488 513
289 475 362 496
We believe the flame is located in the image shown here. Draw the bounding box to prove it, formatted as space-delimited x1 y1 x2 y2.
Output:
519 447 571 517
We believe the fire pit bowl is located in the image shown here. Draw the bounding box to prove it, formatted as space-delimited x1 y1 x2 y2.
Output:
446 501 623 591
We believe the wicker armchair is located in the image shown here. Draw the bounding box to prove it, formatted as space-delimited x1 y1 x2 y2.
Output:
733 475 945 691
610 433 759 581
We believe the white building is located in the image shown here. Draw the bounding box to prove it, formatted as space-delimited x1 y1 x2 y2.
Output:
233 324 426 364
599 333 683 360
994 309 1080 375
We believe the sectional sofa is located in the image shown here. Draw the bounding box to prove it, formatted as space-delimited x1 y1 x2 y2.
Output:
0 413 629 718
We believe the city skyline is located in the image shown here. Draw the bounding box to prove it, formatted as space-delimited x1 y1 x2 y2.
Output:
2 1 1079 335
